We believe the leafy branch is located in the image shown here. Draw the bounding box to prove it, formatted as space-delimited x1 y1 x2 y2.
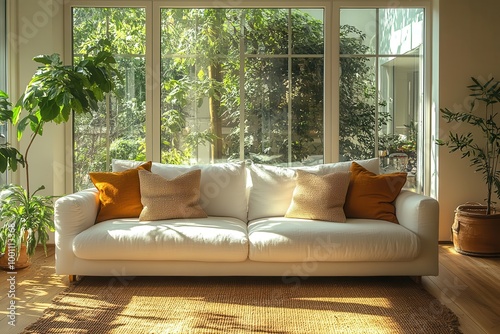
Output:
0 39 121 197
437 77 500 214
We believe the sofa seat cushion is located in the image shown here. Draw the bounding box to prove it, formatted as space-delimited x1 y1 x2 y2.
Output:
72 217 249 262
248 218 420 262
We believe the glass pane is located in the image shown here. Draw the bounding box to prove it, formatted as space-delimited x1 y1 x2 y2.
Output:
340 9 376 55
244 9 289 55
160 55 240 164
291 58 324 164
339 56 377 161
292 9 324 54
379 8 424 55
72 7 147 191
161 9 240 58
244 57 289 164
378 54 421 191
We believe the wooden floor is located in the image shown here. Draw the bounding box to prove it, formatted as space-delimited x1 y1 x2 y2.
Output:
0 244 498 334
422 244 500 334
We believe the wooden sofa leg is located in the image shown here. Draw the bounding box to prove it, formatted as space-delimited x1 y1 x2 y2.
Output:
410 276 422 284
68 275 78 283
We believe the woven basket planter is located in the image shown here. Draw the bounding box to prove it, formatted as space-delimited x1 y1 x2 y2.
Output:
0 242 31 270
452 204 500 257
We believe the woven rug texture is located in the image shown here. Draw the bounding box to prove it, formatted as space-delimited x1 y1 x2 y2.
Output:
22 276 461 334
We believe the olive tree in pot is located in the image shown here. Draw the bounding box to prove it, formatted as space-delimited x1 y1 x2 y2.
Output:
0 40 120 269
437 76 500 257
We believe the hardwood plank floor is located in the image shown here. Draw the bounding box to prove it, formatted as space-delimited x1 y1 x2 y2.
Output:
0 244 498 334
0 245 70 334
423 244 500 334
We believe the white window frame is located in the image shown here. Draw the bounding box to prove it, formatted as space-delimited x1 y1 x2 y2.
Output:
63 0 432 195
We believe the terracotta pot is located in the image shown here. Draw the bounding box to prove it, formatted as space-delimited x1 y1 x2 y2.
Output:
0 243 32 270
452 204 500 257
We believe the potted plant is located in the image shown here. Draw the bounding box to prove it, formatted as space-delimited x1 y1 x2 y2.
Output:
0 39 121 269
437 76 500 257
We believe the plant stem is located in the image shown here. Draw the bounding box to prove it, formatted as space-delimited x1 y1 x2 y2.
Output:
486 103 491 214
23 122 42 199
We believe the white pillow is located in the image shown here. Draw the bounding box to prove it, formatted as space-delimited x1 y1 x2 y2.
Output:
247 158 380 221
112 160 248 221
317 157 380 175
247 164 321 221
112 159 144 171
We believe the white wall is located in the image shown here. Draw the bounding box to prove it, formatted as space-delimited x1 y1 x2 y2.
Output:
437 0 500 240
7 0 500 242
7 0 65 196
7 0 65 244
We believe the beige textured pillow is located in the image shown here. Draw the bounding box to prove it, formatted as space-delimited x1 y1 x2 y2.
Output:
285 170 351 222
138 169 207 221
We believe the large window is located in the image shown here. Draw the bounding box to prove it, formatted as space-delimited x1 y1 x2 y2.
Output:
68 1 429 193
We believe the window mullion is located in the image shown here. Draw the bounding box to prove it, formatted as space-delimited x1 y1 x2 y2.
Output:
239 10 246 161
287 9 293 165
374 8 380 157
151 2 161 163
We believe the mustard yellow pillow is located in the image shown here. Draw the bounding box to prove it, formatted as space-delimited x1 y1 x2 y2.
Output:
90 161 152 223
285 170 351 222
138 169 207 221
344 162 407 224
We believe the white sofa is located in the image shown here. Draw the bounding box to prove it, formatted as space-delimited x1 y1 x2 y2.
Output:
54 158 439 280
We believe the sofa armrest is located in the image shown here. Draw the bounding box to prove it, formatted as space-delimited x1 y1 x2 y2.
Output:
394 190 439 274
54 188 99 237
395 190 439 236
54 188 99 275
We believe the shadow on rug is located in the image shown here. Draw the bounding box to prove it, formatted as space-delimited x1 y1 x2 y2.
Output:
23 276 461 334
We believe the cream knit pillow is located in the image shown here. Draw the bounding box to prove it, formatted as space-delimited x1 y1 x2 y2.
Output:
138 169 207 221
285 170 350 222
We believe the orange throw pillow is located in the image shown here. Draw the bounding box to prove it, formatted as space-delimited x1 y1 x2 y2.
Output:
344 162 406 224
90 161 152 223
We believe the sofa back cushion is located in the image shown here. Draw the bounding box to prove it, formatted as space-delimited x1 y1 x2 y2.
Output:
113 160 248 221
247 158 379 221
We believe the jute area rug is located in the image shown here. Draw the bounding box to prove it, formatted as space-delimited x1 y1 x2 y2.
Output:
23 276 461 334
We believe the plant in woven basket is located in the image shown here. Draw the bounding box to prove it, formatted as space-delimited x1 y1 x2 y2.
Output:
437 76 500 256
437 76 500 215
0 39 121 268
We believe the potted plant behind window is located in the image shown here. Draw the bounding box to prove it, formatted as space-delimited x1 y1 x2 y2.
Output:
0 39 121 269
437 76 500 257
